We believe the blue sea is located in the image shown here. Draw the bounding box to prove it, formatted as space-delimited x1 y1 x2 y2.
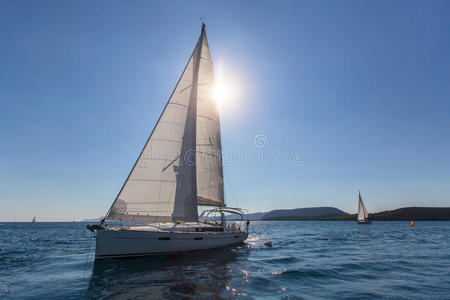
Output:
1 221 449 299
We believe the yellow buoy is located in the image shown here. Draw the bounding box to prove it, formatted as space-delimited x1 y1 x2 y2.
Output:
410 221 416 227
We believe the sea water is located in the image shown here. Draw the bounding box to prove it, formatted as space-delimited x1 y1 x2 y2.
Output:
1 221 449 299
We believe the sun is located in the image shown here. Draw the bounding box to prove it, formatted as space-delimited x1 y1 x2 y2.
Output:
213 81 230 112
211 63 240 114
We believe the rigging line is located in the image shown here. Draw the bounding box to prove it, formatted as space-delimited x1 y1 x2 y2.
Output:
162 154 181 172
197 151 220 159
226 175 239 209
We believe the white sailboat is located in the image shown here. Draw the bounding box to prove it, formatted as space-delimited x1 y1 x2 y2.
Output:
357 191 371 224
31 216 36 223
87 24 249 259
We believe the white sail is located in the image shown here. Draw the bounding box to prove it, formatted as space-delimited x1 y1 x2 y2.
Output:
357 192 369 221
91 24 249 260
105 26 209 223
196 29 225 207
362 200 369 219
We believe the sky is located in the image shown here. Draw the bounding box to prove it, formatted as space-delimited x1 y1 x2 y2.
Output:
1 0 449 221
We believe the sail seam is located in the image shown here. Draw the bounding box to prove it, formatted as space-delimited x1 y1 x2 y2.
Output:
128 179 176 182
197 114 218 123
150 138 182 143
200 57 212 63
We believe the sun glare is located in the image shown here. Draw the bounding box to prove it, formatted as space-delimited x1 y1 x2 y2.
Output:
212 63 240 114
213 81 230 111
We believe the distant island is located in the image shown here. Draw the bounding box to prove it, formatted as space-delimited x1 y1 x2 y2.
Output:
243 207 450 221
261 207 347 221
341 207 450 221
82 207 450 223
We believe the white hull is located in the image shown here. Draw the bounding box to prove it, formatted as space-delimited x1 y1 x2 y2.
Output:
95 228 248 259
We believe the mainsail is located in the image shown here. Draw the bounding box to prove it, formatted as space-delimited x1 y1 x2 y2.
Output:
357 191 369 222
105 24 224 223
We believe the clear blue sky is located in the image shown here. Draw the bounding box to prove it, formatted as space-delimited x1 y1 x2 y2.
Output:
1 0 449 221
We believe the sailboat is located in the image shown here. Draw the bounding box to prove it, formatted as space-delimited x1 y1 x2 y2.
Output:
87 24 249 259
357 191 371 224
31 216 36 223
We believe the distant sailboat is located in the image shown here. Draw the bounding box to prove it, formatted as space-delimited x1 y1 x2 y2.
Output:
87 23 248 259
32 216 36 223
357 192 371 224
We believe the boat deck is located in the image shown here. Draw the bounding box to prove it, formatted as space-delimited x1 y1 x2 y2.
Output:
106 222 244 234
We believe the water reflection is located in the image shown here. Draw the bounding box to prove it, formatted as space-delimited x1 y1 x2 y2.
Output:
87 244 249 299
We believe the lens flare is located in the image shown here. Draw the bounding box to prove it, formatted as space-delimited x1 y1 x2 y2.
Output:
211 62 240 114
213 81 230 111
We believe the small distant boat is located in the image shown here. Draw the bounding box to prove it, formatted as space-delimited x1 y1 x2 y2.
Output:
357 191 371 224
31 216 36 223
